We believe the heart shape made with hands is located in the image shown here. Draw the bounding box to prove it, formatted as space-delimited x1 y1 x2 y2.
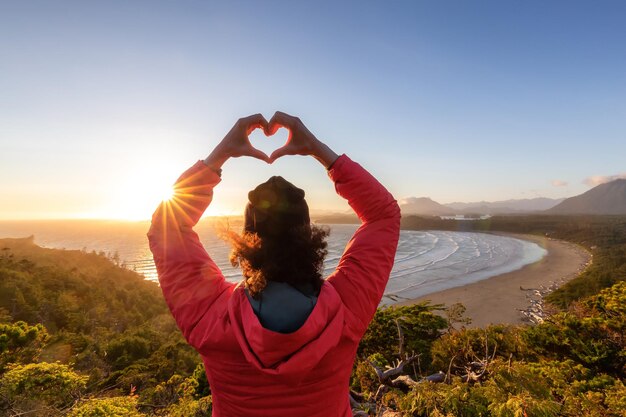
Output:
247 126 290 161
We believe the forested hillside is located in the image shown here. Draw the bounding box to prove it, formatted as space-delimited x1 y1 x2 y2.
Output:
0 237 208 416
1 216 625 416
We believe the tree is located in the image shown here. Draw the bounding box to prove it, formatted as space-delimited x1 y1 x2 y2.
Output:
0 362 87 416
0 321 49 371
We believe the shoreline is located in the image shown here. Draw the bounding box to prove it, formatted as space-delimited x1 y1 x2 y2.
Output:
396 233 592 328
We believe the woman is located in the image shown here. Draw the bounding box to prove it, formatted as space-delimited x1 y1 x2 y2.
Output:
147 111 401 417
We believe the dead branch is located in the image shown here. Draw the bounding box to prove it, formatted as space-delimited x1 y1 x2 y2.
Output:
368 354 420 385
446 354 456 383
395 318 405 358
419 371 446 383
350 391 378 417
391 374 418 388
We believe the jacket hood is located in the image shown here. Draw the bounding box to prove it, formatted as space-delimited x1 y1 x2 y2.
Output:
228 281 344 385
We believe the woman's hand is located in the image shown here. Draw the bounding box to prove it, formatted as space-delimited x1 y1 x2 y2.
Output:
266 111 339 169
204 114 270 170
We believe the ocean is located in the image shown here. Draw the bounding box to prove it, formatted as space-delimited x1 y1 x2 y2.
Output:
0 219 546 305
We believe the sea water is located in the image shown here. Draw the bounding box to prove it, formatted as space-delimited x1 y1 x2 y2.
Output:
0 220 546 304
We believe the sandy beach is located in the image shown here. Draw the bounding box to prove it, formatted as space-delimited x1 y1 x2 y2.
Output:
398 234 592 328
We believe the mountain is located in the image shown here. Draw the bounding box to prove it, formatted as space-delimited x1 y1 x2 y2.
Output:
546 179 626 215
399 197 455 216
446 197 563 214
312 213 359 224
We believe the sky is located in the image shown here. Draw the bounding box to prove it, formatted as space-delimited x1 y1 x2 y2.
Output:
1 0 625 220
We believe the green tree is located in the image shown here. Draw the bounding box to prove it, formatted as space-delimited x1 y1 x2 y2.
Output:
523 282 626 377
0 362 87 416
0 321 49 371
359 303 448 367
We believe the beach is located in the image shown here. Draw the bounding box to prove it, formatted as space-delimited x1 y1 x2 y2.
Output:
398 234 592 328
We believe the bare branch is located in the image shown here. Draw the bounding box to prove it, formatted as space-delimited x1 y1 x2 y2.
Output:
391 374 418 388
368 354 420 385
394 318 405 358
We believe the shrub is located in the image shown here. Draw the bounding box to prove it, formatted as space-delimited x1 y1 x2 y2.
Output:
0 362 87 415
0 321 49 370
67 396 144 417
359 303 448 368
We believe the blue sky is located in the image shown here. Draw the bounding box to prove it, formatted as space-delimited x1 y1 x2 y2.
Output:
1 1 625 219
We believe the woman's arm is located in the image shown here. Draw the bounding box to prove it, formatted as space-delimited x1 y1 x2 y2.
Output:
147 114 270 349
325 156 401 336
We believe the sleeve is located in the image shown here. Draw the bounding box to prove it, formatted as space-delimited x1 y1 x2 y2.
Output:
325 155 401 335
146 160 234 348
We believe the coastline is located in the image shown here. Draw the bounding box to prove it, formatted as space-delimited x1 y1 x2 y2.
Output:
396 233 592 328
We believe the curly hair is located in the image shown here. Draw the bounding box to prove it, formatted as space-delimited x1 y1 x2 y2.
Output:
222 224 329 298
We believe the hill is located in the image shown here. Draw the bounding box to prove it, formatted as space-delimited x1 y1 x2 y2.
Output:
446 197 563 214
312 213 359 224
547 179 626 215
396 197 564 217
0 237 204 411
399 197 454 216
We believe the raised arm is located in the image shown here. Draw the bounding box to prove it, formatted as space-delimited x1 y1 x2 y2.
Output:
147 114 270 348
326 156 401 334
266 111 401 334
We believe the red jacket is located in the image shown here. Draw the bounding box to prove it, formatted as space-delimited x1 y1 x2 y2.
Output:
148 155 401 417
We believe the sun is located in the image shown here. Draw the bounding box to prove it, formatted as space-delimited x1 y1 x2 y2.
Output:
92 169 180 220
160 184 175 202
92 164 235 220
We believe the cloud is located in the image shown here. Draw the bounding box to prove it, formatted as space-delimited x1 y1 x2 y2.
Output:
551 179 568 187
583 173 626 187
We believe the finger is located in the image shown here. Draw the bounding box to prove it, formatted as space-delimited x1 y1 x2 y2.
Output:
268 145 293 163
246 147 270 163
243 114 269 135
266 111 295 135
246 122 263 136
265 115 284 136
275 110 296 121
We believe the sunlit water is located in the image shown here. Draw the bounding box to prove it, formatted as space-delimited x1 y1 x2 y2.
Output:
0 220 546 305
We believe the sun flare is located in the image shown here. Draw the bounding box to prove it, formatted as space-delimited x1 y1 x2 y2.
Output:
86 164 241 221
160 184 175 202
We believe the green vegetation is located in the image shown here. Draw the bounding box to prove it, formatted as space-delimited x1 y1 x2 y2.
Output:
0 215 625 416
351 282 626 416
0 237 204 416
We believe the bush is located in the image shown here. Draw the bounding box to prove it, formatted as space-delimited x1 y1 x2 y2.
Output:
67 396 144 417
523 282 626 377
0 362 87 415
0 321 49 371
430 325 530 374
359 303 448 367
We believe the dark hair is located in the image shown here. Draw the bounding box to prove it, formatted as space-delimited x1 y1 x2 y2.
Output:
223 176 329 298
224 224 329 298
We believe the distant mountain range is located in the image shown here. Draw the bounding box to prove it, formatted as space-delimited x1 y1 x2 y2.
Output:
399 179 626 216
445 198 564 214
546 179 626 215
314 179 626 221
399 197 564 216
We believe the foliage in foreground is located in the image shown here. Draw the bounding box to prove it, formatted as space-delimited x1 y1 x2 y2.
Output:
350 282 626 416
1 221 625 415
67 396 143 417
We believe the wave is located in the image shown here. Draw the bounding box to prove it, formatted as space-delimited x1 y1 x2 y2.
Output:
0 221 546 305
